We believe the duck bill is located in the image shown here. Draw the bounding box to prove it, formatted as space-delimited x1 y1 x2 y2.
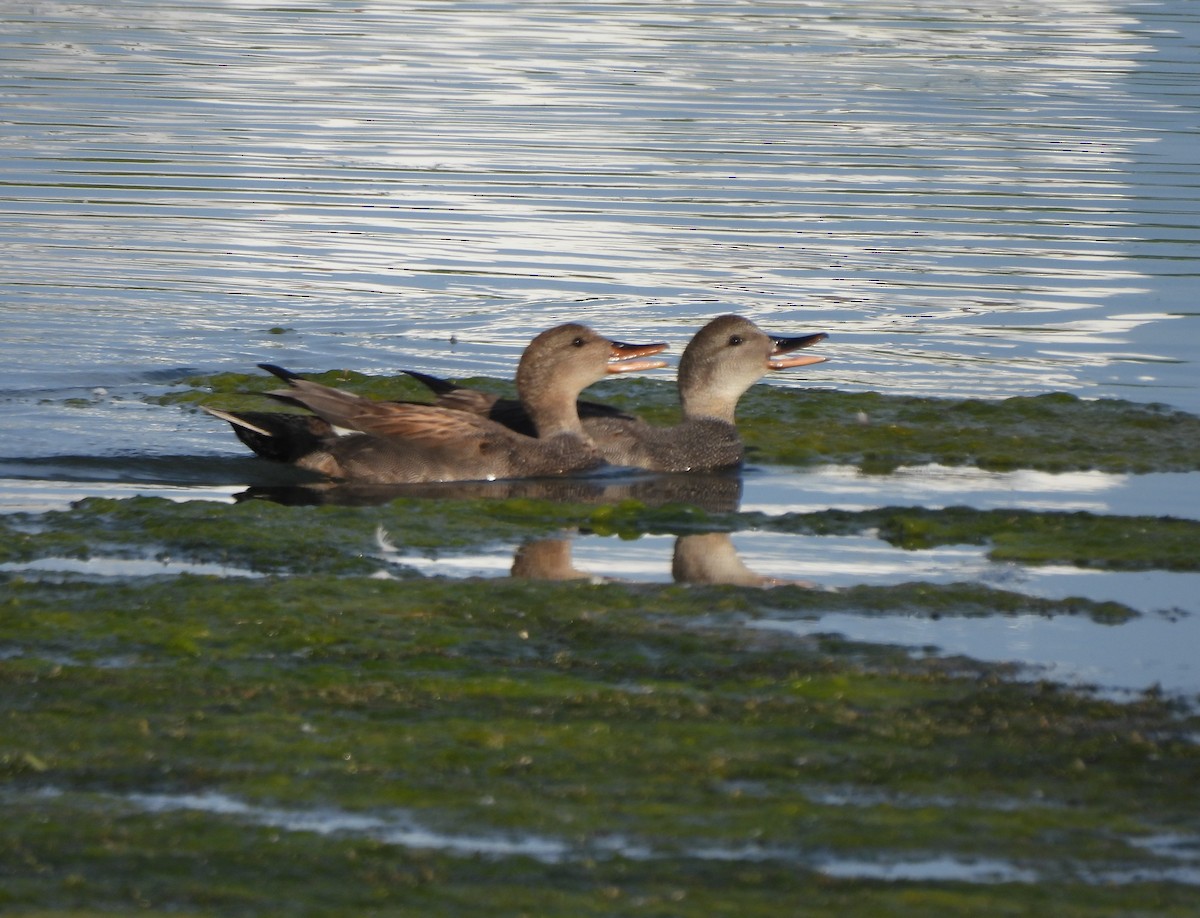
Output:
606 339 669 374
768 331 828 370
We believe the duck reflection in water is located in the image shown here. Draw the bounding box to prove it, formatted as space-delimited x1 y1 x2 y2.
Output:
237 467 744 511
505 531 815 589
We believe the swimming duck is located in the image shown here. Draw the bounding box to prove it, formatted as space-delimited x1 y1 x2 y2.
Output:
407 314 826 472
203 323 667 484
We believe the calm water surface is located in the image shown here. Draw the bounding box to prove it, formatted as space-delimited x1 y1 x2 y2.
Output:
2 1 1199 695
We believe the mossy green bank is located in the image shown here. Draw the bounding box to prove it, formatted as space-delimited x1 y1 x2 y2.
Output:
3 570 1199 916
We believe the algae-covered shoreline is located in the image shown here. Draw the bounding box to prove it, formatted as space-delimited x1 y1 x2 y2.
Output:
2 380 1200 914
3 571 1199 914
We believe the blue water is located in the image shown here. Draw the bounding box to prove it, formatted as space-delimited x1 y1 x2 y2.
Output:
2 1 1197 430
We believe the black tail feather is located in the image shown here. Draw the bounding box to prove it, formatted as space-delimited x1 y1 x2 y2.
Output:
203 406 333 464
403 369 458 395
257 363 304 382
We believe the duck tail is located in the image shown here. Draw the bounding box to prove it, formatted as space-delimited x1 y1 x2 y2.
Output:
201 405 333 464
257 363 305 382
403 369 458 396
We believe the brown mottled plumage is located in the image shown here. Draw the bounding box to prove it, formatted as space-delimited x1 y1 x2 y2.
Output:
203 324 666 483
409 315 827 472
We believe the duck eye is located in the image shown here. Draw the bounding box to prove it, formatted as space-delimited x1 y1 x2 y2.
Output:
728 335 744 346
571 337 586 348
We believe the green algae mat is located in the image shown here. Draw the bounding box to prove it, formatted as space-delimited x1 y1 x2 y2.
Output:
2 379 1200 915
3 573 1199 916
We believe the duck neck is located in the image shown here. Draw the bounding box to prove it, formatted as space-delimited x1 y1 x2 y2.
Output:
518 370 587 439
679 382 739 424
530 394 586 438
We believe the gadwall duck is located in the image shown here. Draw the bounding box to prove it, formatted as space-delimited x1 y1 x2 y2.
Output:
203 323 667 484
407 314 826 472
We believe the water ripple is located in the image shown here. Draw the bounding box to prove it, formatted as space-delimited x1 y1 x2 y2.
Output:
1 0 1198 422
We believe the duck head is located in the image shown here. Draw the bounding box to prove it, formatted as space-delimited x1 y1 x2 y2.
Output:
677 314 827 422
516 323 668 437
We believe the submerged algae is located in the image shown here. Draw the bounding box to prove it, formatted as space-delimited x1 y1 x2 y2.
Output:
2 572 1199 915
6 793 1199 918
163 370 1200 474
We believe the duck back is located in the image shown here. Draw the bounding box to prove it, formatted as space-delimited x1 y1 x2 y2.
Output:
585 416 743 472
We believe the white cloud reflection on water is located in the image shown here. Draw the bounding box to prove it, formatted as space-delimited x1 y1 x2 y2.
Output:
25 787 1163 883
749 611 1200 701
17 787 1171 884
739 464 1200 518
